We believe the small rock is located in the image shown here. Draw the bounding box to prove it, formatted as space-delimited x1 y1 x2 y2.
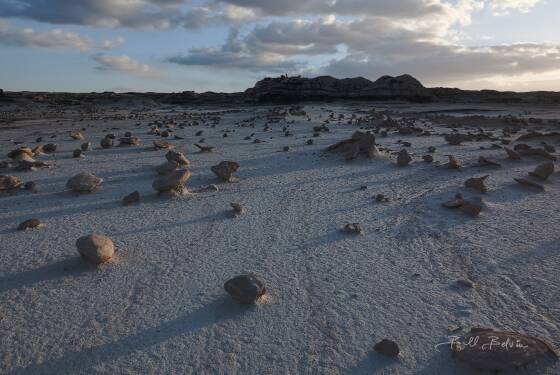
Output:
341 223 364 235
0 175 24 191
100 137 113 149
154 140 173 150
231 202 247 216
43 143 57 153
397 149 412 166
374 339 400 357
457 279 477 288
24 181 36 192
505 147 521 160
194 144 214 153
464 176 489 193
17 218 43 231
73 149 85 158
76 234 115 264
81 142 92 151
122 191 140 205
212 161 240 182
423 155 434 163
119 137 140 146
514 178 545 191
478 156 501 167
66 172 103 193
224 274 266 304
447 155 461 169
70 131 84 140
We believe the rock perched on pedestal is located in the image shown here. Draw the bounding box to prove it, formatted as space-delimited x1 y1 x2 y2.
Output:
212 161 240 181
66 172 103 193
165 150 190 166
224 274 266 304
76 234 115 264
152 169 191 195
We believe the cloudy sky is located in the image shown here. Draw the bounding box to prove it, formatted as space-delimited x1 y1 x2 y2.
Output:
1 0 559 92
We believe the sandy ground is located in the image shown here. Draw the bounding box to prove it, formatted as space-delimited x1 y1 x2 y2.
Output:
0 102 559 374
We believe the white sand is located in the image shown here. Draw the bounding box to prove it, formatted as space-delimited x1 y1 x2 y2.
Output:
0 102 559 374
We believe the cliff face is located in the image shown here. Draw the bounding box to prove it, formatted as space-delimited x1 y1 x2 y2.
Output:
244 74 433 103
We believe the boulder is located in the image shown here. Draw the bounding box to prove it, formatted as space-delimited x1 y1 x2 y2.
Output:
76 234 115 264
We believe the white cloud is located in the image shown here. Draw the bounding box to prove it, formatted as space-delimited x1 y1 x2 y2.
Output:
93 54 157 76
0 20 124 51
488 0 541 15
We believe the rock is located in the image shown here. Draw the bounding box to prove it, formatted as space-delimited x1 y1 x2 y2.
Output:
14 159 50 171
442 194 484 217
24 181 36 192
428 146 436 153
155 160 178 175
374 339 400 357
224 274 266 304
457 279 477 288
514 178 545 191
423 155 434 163
66 172 103 193
478 156 501 167
17 218 43 231
70 131 85 140
166 150 190 166
231 202 247 216
76 234 115 264
447 155 461 169
195 184 219 193
8 147 34 161
100 137 113 149
119 137 140 146
452 328 558 371
375 194 390 203
32 145 45 156
0 175 24 191
341 223 364 235
465 176 489 193
327 131 377 160
397 149 412 166
73 149 85 158
212 161 240 182
123 191 140 205
283 146 290 152
152 169 191 195
81 142 92 151
124 131 132 137
43 143 57 153
445 134 471 145
194 144 215 153
529 162 554 180
154 140 173 149
505 147 521 160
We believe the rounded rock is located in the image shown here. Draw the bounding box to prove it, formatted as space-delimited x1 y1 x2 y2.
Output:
76 234 115 264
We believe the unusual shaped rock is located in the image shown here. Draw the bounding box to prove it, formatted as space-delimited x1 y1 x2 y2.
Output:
66 172 103 193
465 175 489 193
152 169 191 195
212 161 240 182
327 131 377 160
452 328 558 371
224 274 266 304
397 149 412 166
374 339 400 357
529 162 554 180
166 150 190 166
76 234 115 264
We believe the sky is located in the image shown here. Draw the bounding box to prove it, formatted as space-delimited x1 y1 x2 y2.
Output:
0 0 559 93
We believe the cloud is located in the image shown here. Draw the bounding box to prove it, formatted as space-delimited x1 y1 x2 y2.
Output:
488 0 541 15
0 20 124 51
93 54 157 76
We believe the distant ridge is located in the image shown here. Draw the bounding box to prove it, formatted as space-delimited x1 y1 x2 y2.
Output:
2 74 560 105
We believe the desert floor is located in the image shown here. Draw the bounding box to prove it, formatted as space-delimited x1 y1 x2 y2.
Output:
1 101 559 374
